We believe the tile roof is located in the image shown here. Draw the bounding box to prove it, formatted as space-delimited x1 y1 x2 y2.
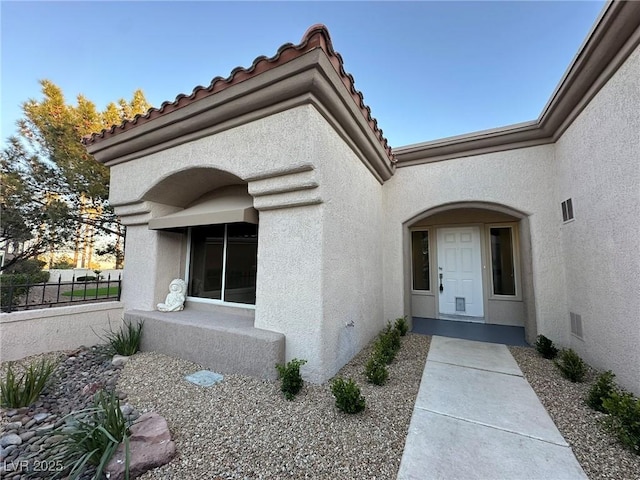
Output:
83 24 394 163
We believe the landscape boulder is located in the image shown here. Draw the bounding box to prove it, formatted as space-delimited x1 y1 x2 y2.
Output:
105 412 176 480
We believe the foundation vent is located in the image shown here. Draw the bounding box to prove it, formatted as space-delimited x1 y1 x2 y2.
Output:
562 198 574 222
570 312 583 339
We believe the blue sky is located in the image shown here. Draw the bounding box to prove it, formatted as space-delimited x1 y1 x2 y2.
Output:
1 1 606 148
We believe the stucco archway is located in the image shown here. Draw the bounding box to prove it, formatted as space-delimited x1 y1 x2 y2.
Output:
402 202 537 343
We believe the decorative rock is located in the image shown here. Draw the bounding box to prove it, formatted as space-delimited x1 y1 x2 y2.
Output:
105 412 176 480
3 444 17 455
0 434 23 447
44 435 64 445
4 422 22 430
185 370 224 387
35 424 53 434
81 382 103 395
120 404 134 416
112 355 130 367
4 409 18 417
24 419 36 429
19 432 36 443
33 413 48 423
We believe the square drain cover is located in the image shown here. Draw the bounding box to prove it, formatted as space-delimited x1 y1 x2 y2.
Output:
185 370 224 387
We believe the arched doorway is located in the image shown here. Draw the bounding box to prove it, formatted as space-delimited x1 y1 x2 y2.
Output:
404 202 536 342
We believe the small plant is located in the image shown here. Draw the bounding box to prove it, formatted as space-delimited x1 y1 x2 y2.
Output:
555 348 587 382
97 319 144 356
535 334 559 359
365 357 389 386
586 370 617 412
394 316 409 336
373 323 402 365
275 358 307 400
50 389 130 479
602 391 640 455
331 377 365 414
1 358 57 408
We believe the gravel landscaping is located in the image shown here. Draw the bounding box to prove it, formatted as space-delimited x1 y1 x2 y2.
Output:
119 334 430 480
508 346 640 480
1 335 639 479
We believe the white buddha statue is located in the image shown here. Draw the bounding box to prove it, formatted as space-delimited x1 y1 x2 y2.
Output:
157 279 187 312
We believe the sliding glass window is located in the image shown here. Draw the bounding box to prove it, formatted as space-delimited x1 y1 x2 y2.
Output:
189 223 258 305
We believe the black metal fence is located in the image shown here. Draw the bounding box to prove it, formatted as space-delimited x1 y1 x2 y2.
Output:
0 274 122 313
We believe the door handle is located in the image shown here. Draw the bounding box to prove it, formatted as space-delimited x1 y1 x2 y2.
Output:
439 273 444 292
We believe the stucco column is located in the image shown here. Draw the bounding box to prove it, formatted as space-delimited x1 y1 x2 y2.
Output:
116 202 184 311
253 205 325 382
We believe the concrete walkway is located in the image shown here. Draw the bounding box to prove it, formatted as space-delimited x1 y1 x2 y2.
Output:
397 336 588 480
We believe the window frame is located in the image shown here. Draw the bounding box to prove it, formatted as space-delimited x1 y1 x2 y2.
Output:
410 227 432 294
184 224 257 309
486 223 521 301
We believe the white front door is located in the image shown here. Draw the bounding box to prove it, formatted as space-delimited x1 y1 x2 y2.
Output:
437 227 484 319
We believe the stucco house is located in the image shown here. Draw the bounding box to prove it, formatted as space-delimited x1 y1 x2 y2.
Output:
84 1 639 394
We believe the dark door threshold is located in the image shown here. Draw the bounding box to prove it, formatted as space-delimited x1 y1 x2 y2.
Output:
412 317 529 347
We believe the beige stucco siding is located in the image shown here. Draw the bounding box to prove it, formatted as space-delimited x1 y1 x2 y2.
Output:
104 104 388 383
108 106 319 208
555 43 640 394
383 145 568 342
308 108 385 379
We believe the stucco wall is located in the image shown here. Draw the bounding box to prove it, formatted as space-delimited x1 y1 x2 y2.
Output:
555 44 640 395
104 104 386 383
0 302 123 361
308 108 385 379
383 145 567 343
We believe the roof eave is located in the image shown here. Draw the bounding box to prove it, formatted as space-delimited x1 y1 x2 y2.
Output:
87 49 394 182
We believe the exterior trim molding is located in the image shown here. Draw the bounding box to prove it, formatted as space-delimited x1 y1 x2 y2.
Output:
394 1 640 167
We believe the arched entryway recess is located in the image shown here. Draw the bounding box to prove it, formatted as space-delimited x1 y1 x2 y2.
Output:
142 167 259 308
403 202 537 344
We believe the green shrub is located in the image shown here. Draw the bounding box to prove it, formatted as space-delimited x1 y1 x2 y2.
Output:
331 377 365 414
555 349 587 382
275 358 307 400
76 275 97 282
365 357 389 386
51 257 75 269
97 320 144 356
4 258 46 275
1 358 57 408
394 316 409 336
373 323 402 365
602 391 640 455
535 334 559 359
0 271 51 312
586 370 617 412
50 390 130 479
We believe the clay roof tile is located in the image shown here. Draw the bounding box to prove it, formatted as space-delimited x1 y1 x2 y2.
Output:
83 24 394 163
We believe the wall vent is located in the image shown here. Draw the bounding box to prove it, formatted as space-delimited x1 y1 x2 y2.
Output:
562 198 574 222
570 312 583 339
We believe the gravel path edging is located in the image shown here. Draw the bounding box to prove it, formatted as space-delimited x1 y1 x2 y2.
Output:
509 346 640 480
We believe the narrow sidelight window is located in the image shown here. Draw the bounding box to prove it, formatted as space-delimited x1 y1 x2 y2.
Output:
490 227 516 296
411 230 430 291
189 222 258 305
